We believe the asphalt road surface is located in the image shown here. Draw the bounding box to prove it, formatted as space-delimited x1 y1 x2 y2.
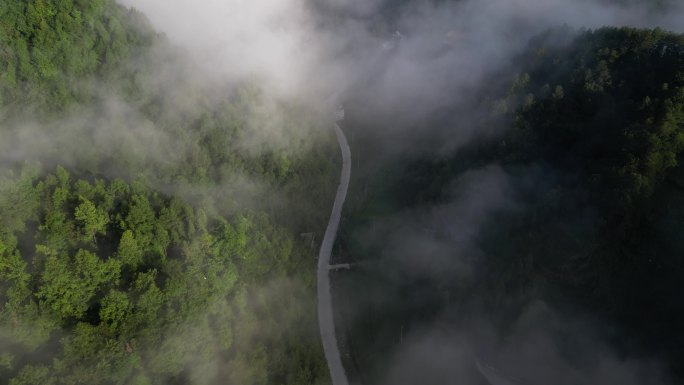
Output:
317 122 351 385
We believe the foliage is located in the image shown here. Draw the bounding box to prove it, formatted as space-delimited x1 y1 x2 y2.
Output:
505 26 684 212
477 27 684 293
0 0 155 112
0 165 327 384
0 0 337 384
337 26 684 381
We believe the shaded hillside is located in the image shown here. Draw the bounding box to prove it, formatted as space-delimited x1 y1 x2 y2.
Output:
337 26 684 383
484 25 684 371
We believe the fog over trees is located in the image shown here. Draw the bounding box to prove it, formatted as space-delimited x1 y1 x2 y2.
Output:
1 0 684 385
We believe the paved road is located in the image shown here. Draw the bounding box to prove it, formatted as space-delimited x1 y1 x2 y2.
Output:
314 114 518 385
317 122 351 385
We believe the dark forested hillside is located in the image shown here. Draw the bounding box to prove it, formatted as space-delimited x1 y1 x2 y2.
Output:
0 1 336 384
337 26 684 383
487 25 684 371
505 27 684 213
475 26 684 297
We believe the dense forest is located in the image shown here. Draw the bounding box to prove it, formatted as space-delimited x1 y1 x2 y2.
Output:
487 26 684 301
5 0 684 384
486 25 684 368
0 1 337 384
337 26 684 383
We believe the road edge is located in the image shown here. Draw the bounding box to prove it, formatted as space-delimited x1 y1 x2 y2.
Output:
317 122 351 385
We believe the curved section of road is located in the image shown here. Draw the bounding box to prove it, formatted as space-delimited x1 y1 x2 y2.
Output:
317 122 351 385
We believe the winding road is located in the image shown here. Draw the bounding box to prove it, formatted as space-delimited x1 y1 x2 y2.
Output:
317 121 351 385
316 113 517 385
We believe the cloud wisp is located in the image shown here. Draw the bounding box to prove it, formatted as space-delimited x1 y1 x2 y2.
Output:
96 1 684 385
